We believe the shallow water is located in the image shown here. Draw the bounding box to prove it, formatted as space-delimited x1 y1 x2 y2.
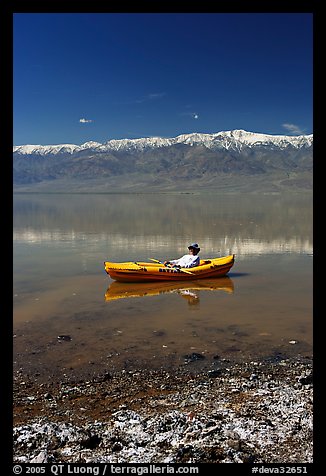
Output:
13 192 313 380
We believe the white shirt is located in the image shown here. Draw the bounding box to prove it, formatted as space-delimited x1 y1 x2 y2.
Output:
170 254 200 268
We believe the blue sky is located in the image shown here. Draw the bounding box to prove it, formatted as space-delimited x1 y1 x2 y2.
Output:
13 13 313 145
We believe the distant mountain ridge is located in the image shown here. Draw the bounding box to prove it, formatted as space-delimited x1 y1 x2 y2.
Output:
14 129 313 156
13 129 313 192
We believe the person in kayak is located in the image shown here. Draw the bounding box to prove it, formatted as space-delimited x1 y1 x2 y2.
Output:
164 243 201 268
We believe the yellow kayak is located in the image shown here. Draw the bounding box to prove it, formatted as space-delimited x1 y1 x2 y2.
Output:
105 276 234 301
104 255 235 282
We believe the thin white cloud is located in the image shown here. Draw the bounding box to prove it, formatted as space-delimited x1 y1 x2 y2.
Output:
79 118 93 123
133 92 166 104
147 92 166 99
282 123 304 135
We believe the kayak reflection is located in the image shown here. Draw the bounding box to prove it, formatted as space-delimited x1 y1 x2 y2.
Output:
105 277 234 304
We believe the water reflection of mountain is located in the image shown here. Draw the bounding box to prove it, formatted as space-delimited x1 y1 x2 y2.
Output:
105 277 234 303
13 229 312 257
13 193 313 256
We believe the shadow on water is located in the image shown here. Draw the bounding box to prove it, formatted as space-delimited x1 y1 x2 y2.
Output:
228 272 250 278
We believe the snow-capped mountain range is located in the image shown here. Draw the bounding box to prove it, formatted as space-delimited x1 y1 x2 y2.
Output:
13 129 313 156
13 129 313 192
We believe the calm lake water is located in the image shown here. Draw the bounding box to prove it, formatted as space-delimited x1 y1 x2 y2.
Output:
13 192 313 381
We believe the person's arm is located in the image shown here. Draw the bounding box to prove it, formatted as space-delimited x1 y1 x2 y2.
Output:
164 258 178 265
166 256 186 266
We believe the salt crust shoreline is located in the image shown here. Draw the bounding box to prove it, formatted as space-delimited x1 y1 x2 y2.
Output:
13 358 313 464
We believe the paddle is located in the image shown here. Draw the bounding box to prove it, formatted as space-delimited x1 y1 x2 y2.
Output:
149 258 195 275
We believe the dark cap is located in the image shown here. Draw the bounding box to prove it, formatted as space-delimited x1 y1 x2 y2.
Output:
188 243 200 251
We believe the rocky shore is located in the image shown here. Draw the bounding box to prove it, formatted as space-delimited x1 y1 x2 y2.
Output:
13 356 313 464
